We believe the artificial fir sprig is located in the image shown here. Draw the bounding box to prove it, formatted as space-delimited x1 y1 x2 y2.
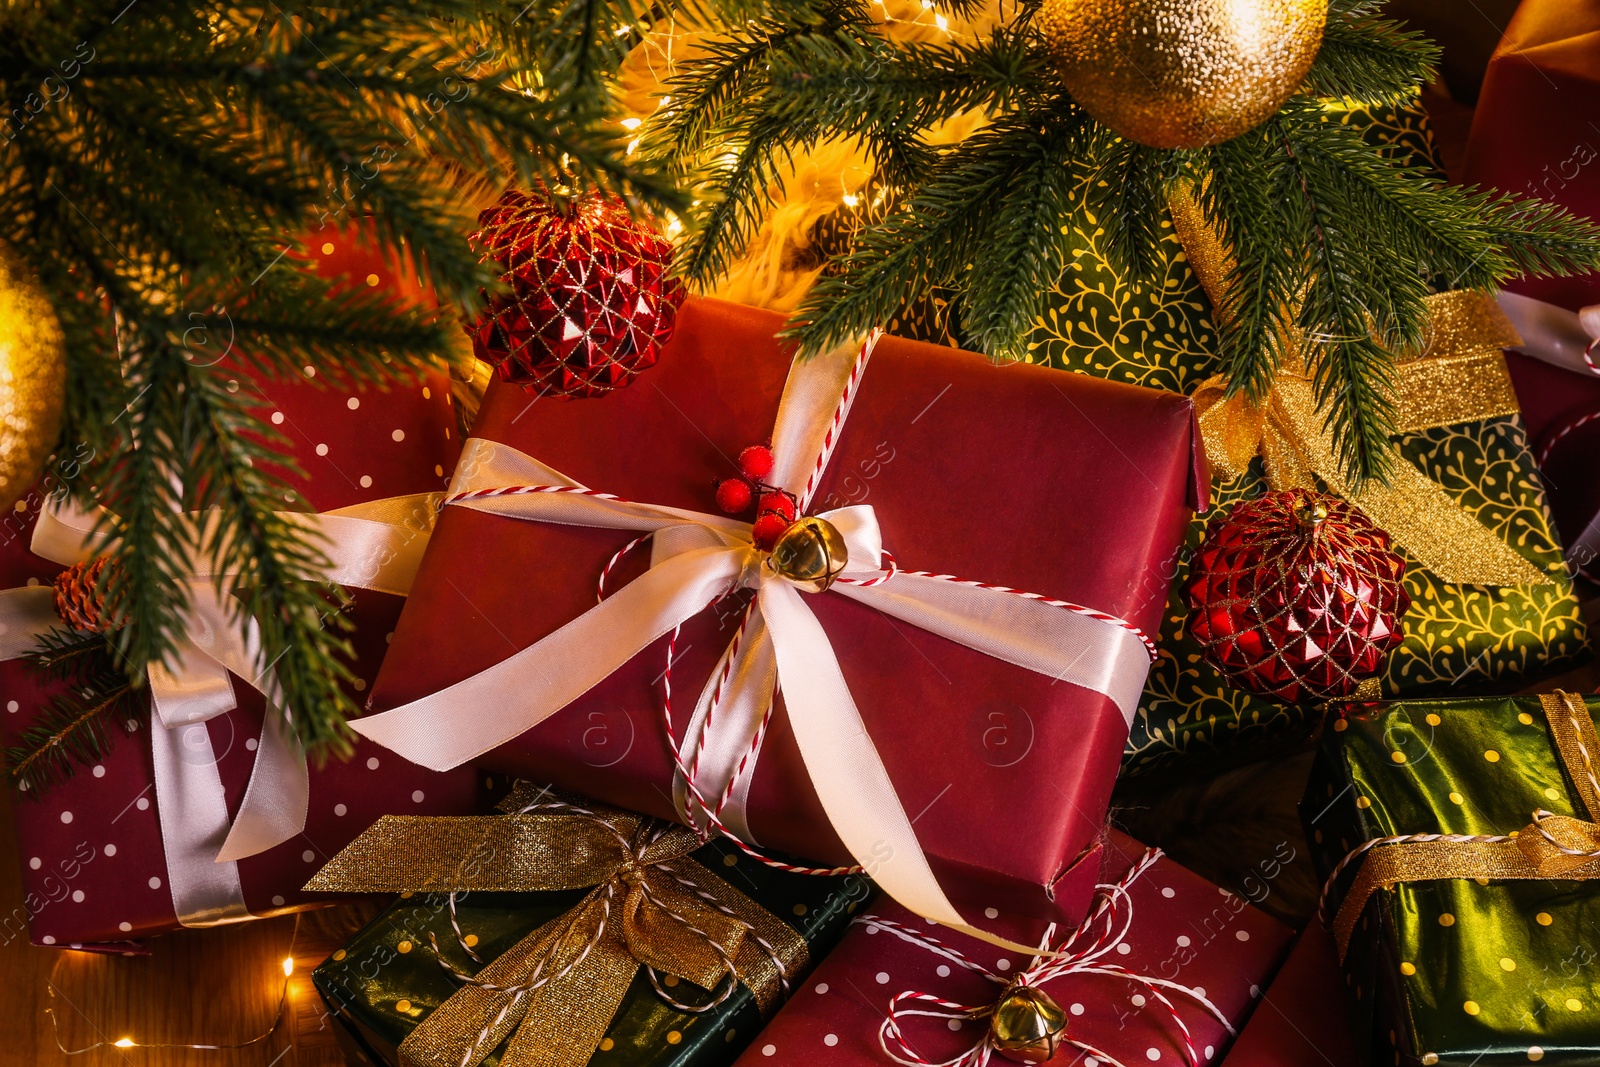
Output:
657 0 1600 486
5 629 139 794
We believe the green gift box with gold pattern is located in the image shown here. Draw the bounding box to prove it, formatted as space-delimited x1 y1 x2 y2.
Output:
1023 100 1590 777
1302 691 1600 1067
309 786 869 1067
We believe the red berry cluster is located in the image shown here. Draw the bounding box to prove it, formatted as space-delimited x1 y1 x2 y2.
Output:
715 445 797 550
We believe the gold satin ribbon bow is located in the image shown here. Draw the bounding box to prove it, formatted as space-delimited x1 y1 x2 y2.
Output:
1168 188 1550 587
305 784 808 1067
1326 690 1600 959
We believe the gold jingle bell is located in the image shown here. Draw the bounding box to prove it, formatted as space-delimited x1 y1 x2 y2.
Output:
990 984 1069 1064
768 515 848 593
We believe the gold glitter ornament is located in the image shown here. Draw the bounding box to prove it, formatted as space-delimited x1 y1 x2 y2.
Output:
0 242 66 513
1036 0 1328 148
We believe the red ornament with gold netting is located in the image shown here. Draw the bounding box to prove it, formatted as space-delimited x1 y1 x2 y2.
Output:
466 187 685 398
1184 491 1410 703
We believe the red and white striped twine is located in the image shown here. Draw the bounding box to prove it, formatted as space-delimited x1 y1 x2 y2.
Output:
800 331 880 511
865 850 1213 1067
1536 408 1600 469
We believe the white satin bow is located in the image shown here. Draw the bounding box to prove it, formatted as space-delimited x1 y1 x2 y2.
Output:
0 492 438 926
352 334 1157 947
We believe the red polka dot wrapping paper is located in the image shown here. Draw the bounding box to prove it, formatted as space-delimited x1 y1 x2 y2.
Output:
0 224 487 949
731 830 1292 1067
368 294 1208 931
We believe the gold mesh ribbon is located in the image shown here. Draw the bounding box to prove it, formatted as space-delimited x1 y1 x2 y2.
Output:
1168 187 1549 587
1328 691 1600 959
305 784 809 1067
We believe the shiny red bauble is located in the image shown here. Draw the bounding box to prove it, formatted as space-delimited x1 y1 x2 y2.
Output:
465 187 685 398
1184 491 1410 703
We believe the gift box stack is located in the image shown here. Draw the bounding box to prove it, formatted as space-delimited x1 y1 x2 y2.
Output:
19 9 1600 1067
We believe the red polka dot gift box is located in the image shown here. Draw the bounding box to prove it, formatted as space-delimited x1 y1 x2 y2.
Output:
731 829 1292 1067
0 225 485 949
361 295 1207 937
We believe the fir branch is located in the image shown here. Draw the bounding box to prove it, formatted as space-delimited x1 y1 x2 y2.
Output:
961 111 1094 358
1085 133 1184 281
791 104 1092 356
7 630 140 794
1302 5 1439 106
1195 131 1305 402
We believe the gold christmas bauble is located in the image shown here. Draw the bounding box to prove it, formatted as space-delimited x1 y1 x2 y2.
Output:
768 516 848 593
1036 0 1328 148
990 984 1069 1063
0 243 66 514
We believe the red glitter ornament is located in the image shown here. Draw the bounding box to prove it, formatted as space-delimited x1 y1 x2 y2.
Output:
465 187 685 398
738 445 775 481
715 478 752 515
1184 491 1409 703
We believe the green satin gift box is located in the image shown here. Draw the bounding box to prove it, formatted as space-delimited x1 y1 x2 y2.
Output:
311 821 870 1067
1026 99 1589 777
1302 692 1600 1067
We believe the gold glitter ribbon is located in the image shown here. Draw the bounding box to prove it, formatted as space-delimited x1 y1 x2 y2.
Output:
1328 691 1600 959
305 784 808 1067
1168 187 1549 587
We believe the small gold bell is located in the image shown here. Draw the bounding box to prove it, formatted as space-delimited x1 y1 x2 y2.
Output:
768 516 848 593
989 984 1068 1064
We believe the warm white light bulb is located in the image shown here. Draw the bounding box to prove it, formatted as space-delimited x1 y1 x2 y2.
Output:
113 1038 135 1048
282 957 295 977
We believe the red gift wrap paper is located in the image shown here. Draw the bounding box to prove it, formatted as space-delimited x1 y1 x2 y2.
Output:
368 296 1207 928
732 830 1291 1067
1220 925 1357 1067
0 226 484 949
1464 0 1600 570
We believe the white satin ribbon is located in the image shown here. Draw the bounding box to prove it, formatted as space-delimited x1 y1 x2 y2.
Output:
352 335 1157 946
0 491 439 928
1498 290 1600 378
1496 290 1600 570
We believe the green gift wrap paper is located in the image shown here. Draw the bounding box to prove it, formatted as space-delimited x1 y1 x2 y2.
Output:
1026 99 1588 776
1303 692 1600 1067
311 805 871 1067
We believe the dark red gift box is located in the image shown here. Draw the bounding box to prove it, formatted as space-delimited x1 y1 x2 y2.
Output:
1220 925 1358 1067
731 829 1291 1067
1463 0 1600 574
365 295 1205 929
0 226 485 949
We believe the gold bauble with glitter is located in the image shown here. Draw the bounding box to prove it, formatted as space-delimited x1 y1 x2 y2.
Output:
1035 0 1328 148
990 984 1069 1063
0 243 66 514
768 516 848 592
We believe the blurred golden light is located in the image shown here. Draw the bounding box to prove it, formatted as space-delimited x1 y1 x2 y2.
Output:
282 957 295 977
113 1038 134 1048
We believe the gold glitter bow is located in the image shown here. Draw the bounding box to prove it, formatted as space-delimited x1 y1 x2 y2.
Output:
1327 691 1600 959
1168 188 1550 587
305 784 807 1067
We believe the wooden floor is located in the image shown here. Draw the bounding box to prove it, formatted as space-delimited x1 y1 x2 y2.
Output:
0 783 378 1066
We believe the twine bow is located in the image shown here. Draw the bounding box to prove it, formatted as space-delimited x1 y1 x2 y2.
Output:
869 849 1233 1067
305 783 808 1067
0 492 438 927
1168 188 1549 588
1321 690 1600 959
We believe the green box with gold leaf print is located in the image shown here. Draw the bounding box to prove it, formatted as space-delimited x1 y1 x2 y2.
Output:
1023 98 1590 778
1303 694 1600 1067
311 834 871 1067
